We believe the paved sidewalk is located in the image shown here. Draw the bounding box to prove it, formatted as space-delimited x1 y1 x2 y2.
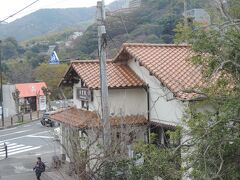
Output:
0 111 43 129
42 161 76 180
0 172 35 180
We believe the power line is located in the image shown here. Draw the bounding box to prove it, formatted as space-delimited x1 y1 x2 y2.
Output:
10 0 70 21
0 0 41 23
106 14 129 37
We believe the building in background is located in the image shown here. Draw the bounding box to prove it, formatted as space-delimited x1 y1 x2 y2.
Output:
3 82 47 117
185 8 211 25
2 85 16 118
108 0 141 13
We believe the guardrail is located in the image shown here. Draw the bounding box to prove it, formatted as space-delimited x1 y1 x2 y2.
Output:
0 142 8 159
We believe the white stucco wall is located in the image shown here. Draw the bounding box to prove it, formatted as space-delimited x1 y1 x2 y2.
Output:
73 81 82 109
3 84 17 117
72 60 186 125
90 88 147 117
73 80 147 117
128 58 186 126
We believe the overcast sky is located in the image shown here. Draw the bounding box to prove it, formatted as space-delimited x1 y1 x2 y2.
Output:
1 0 115 22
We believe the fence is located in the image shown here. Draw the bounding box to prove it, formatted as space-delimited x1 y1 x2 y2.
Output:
0 111 43 128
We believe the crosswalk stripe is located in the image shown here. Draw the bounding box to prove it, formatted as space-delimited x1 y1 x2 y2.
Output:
0 143 22 150
0 142 14 146
6 146 41 156
0 130 31 138
3 146 33 153
7 144 25 150
0 141 42 157
0 143 17 147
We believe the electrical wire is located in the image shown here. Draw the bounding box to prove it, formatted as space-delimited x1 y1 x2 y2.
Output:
12 0 69 18
0 0 41 23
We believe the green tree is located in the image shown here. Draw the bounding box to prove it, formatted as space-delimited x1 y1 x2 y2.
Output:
6 60 33 83
2 38 18 60
175 0 240 178
129 139 182 179
33 63 68 99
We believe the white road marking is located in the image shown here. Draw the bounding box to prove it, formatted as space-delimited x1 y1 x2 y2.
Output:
5 146 33 153
7 146 41 156
26 135 53 139
0 130 31 138
0 127 17 132
0 130 49 141
0 145 31 154
0 141 41 157
31 131 50 136
0 142 16 146
7 144 25 150
23 125 31 128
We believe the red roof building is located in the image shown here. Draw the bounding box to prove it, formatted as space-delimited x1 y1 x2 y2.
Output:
16 82 47 98
15 82 47 112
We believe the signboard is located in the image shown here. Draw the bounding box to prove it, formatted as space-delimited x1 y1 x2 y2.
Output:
39 96 47 111
76 88 92 101
49 51 60 64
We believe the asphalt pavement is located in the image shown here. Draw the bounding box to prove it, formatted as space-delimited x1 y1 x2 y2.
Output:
0 121 61 180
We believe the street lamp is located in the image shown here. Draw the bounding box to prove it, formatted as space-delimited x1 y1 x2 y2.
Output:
0 40 4 127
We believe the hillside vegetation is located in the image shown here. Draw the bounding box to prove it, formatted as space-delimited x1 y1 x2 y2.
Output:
61 0 210 59
0 7 95 41
0 0 210 99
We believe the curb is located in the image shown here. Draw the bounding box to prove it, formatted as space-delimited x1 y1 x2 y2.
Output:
0 118 40 130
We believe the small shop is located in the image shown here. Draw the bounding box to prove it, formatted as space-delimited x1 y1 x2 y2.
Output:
16 82 47 113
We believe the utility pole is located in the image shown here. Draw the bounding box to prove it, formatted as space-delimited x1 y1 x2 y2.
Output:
0 40 4 127
97 1 111 148
183 0 188 28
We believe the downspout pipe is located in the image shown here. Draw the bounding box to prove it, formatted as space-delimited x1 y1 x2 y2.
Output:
144 84 150 143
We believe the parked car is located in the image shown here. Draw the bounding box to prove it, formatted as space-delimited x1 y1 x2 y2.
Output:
40 111 54 127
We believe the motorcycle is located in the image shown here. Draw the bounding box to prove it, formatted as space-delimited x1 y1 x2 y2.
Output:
40 112 54 127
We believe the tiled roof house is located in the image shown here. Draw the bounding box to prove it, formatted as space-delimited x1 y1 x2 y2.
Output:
52 59 149 129
114 43 203 100
51 43 204 147
50 57 149 160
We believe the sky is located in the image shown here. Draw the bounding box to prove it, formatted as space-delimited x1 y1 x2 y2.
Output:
0 0 115 22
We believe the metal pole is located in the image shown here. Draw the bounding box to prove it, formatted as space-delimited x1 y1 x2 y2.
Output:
11 116 13 126
0 40 4 127
4 142 7 158
183 0 188 28
97 1 111 148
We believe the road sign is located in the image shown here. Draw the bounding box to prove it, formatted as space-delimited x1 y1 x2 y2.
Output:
49 51 59 64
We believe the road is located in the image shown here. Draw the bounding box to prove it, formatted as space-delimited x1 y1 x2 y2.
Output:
0 121 61 180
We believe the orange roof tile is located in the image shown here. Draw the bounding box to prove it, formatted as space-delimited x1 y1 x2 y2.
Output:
16 82 47 98
49 107 148 128
114 43 203 100
62 60 145 89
